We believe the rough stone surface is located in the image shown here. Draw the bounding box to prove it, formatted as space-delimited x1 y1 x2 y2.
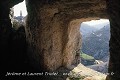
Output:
106 0 120 80
25 0 107 71
2 0 120 80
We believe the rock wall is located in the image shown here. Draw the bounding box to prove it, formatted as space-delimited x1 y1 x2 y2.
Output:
0 2 13 75
106 0 120 80
25 0 107 71
0 0 29 77
1 0 120 79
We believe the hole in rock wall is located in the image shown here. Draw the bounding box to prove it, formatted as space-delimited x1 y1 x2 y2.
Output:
80 19 110 74
8 0 30 72
13 0 27 30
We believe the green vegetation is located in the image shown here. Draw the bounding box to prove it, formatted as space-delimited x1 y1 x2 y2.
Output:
80 51 94 60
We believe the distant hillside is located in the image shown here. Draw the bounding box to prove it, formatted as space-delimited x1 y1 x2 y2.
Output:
80 23 98 36
91 21 109 29
81 24 110 60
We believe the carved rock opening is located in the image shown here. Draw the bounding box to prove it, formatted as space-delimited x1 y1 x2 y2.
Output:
1 0 120 80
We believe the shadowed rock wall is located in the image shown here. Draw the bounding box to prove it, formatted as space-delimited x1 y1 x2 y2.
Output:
1 0 120 79
106 0 120 80
0 0 23 76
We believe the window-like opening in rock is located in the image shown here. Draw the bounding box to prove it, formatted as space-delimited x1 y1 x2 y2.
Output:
9 0 28 71
80 19 110 74
13 0 27 30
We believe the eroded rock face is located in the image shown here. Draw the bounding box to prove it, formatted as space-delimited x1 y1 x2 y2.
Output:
106 0 120 79
25 0 107 71
1 0 120 80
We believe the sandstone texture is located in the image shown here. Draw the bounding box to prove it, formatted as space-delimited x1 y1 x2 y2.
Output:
0 0 120 80
25 0 107 71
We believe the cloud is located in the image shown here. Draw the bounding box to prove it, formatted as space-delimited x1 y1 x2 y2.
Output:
83 19 109 26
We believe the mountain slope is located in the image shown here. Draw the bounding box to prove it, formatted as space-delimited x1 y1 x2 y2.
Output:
80 23 98 36
81 24 110 60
